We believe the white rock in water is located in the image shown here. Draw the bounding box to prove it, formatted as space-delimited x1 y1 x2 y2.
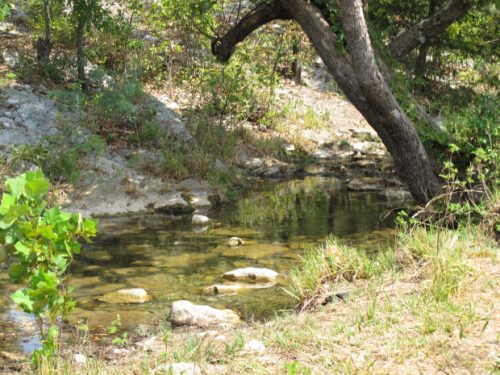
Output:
192 214 211 225
98 288 150 304
244 339 266 354
74 353 87 364
223 267 278 283
154 362 201 375
169 300 241 328
225 237 244 247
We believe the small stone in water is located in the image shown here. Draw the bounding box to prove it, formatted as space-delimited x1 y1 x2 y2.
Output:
225 237 244 247
192 214 211 226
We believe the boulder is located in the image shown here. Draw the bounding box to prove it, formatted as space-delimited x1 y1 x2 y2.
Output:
225 237 244 247
169 300 242 327
98 288 150 304
155 192 194 215
222 267 278 283
192 214 211 226
183 190 213 208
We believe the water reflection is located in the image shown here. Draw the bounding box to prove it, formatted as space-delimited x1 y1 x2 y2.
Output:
0 176 398 353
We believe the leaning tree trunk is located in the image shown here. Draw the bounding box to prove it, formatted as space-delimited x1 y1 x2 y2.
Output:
280 0 442 201
211 0 444 202
336 0 442 201
75 15 88 92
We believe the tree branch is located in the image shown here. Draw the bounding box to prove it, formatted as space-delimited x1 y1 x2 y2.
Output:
211 1 291 62
387 0 473 61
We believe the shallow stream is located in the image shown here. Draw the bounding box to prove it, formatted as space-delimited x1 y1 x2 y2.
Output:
0 176 398 354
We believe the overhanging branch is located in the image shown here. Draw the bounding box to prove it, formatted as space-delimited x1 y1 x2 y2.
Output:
211 1 291 62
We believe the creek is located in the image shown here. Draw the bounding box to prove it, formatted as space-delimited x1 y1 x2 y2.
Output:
0 176 398 354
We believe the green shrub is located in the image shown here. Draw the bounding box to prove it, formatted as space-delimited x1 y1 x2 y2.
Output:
444 95 499 181
0 0 14 21
92 74 154 129
0 170 97 364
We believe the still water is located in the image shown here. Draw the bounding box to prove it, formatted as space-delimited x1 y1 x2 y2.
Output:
0 176 398 353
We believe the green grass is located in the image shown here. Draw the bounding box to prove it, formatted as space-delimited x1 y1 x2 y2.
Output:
16 206 500 374
287 236 388 303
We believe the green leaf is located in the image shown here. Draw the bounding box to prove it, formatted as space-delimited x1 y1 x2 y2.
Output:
11 289 34 312
0 193 16 215
24 169 50 199
6 174 26 199
52 254 68 273
0 203 28 229
14 242 30 257
37 224 58 241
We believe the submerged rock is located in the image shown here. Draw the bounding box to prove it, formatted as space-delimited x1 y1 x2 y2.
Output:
223 267 278 283
203 282 276 295
378 188 413 203
98 288 150 304
169 300 242 327
192 214 211 226
225 237 244 247
222 244 288 259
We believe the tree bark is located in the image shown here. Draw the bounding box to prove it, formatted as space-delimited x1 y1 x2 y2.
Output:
291 37 302 85
336 0 441 200
75 11 88 92
415 0 437 77
36 0 52 73
212 0 444 201
387 0 472 61
211 1 291 62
